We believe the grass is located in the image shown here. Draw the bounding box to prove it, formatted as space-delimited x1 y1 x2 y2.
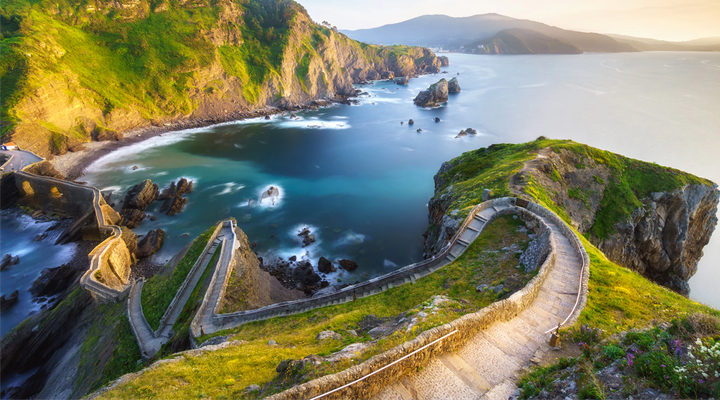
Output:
141 225 215 331
96 215 537 399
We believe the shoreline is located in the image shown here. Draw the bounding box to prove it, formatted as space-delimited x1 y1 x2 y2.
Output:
51 98 347 180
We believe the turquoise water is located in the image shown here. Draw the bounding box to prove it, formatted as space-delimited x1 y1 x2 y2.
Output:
0 211 76 336
75 52 720 309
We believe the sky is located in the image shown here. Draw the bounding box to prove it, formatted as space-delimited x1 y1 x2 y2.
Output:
300 0 720 41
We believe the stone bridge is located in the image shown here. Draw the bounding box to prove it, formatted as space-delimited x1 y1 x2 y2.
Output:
2 162 133 301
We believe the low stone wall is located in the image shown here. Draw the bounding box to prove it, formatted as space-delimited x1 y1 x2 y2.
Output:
267 202 559 400
523 202 590 327
193 198 517 336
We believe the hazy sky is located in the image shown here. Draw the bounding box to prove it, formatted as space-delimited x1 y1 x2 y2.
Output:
300 0 720 41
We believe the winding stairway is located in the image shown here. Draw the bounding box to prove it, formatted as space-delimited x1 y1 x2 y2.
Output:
373 215 585 400
127 221 235 359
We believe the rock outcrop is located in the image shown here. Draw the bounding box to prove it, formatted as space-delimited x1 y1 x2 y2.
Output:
122 180 159 211
159 178 193 216
438 56 450 67
136 229 165 258
448 77 461 93
30 263 85 299
413 79 449 107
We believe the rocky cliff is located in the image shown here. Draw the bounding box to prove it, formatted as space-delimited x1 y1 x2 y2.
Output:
0 0 443 157
425 139 719 294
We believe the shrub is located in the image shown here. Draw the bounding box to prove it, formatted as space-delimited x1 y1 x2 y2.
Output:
633 350 676 390
568 324 603 346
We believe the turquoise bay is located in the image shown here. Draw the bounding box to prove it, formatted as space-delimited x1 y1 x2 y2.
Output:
79 52 720 307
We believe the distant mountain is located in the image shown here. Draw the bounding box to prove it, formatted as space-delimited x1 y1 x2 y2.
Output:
343 14 720 54
610 35 720 52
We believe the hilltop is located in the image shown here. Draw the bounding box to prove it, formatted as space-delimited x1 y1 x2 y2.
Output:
0 0 443 157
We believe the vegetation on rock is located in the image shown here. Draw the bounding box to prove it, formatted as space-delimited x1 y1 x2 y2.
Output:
0 0 441 156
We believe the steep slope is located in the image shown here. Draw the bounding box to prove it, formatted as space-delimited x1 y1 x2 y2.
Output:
425 139 719 294
468 28 582 55
0 0 442 157
343 13 636 53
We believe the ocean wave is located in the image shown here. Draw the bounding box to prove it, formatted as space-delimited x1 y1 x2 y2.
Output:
276 118 351 130
334 231 366 247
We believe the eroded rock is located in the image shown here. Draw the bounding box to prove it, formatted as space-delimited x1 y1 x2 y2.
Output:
413 79 449 107
136 229 165 259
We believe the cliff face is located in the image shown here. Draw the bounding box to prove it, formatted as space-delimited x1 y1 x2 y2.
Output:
425 140 719 294
0 0 442 157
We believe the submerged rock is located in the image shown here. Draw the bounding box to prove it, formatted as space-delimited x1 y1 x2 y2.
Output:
338 259 359 272
413 79 449 107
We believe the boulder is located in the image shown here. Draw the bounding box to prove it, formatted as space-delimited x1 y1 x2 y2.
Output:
159 178 193 216
408 119 414 126
413 79 449 107
434 117 441 123
291 261 322 293
0 254 19 271
393 76 409 86
448 77 461 93
317 257 335 273
316 330 342 341
0 290 19 311
160 195 188 216
120 208 145 228
455 130 467 138
297 227 316 247
30 263 83 298
338 259 359 272
122 180 159 211
465 128 478 135
416 128 423 133
136 229 165 258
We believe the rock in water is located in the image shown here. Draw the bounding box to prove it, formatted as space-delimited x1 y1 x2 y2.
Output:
297 227 316 247
120 208 146 228
317 257 335 273
136 229 165 258
448 77 461 93
408 119 414 126
30 264 83 298
0 290 19 311
260 186 281 206
338 259 359 271
434 117 441 123
393 76 409 86
0 254 19 271
413 79 449 107
455 130 467 138
122 180 159 211
291 261 322 294
159 178 193 216
438 56 450 67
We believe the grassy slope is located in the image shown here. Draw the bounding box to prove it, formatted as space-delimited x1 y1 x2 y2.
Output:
431 138 717 333
434 138 711 239
141 226 214 331
97 215 536 398
0 0 435 149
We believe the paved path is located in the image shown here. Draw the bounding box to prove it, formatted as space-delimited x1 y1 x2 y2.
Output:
372 217 583 400
0 149 42 172
127 221 234 358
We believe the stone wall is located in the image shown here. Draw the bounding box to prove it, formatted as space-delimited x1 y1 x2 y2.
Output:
267 200 592 400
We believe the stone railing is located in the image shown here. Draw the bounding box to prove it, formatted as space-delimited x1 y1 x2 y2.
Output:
190 198 517 337
267 200 581 400
10 164 132 302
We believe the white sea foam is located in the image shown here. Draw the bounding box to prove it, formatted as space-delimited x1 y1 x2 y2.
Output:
383 259 399 269
276 118 350 130
210 182 246 196
256 184 284 208
100 185 123 193
334 231 366 247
